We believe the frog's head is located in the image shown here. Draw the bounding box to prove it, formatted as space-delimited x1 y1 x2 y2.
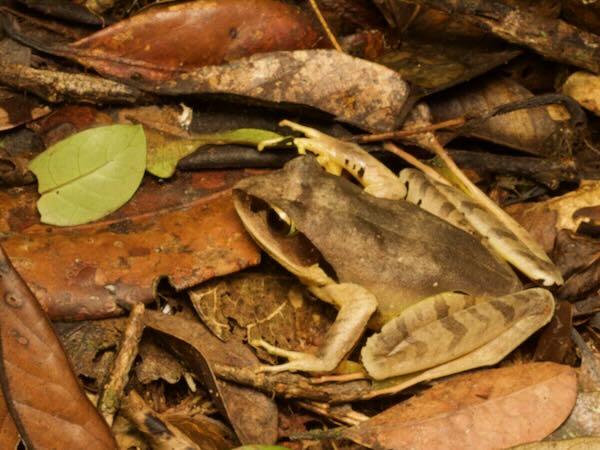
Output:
233 156 339 287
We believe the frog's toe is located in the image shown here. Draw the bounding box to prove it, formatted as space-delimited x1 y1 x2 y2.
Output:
251 338 309 361
259 356 338 374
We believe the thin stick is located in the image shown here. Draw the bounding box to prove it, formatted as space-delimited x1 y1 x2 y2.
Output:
307 0 344 52
349 117 465 143
98 303 145 426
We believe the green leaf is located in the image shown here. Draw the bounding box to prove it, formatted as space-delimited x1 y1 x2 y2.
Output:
146 128 283 178
29 124 146 226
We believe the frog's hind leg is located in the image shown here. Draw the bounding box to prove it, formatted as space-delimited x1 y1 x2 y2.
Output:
252 283 377 374
362 288 554 381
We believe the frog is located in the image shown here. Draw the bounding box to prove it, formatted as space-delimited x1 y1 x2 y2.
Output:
232 123 558 382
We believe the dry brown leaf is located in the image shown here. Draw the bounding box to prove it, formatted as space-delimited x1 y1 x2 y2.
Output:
0 87 51 131
57 319 125 391
562 71 600 117
120 390 201 450
189 270 333 358
67 0 324 80
511 436 600 449
135 337 185 385
533 300 574 364
0 246 116 449
508 180 600 254
133 49 409 132
429 76 566 155
551 231 600 299
166 414 236 450
342 362 577 450
0 176 260 319
0 389 19 449
144 311 278 445
378 40 520 94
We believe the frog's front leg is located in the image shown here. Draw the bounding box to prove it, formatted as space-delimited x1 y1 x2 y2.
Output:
253 283 377 374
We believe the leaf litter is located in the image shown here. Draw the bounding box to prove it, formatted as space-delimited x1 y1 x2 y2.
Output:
2 0 600 448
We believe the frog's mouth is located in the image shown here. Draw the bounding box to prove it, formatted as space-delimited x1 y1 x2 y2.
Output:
233 190 338 286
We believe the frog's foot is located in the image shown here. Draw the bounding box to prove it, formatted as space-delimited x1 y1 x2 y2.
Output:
251 339 341 374
251 338 309 361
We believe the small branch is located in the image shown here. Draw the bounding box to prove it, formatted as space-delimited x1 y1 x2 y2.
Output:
212 362 374 402
0 63 151 104
98 303 145 426
307 0 344 52
349 117 465 143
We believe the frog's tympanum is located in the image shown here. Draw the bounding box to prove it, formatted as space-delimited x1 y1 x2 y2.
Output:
233 126 556 382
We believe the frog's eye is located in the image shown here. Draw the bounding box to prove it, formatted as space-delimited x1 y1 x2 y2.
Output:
267 206 298 236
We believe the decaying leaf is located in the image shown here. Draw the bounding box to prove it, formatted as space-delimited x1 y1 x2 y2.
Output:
133 49 410 132
0 246 116 449
146 127 283 178
428 76 567 155
562 71 600 117
144 311 278 445
0 86 51 131
120 389 202 450
553 231 600 300
1 176 260 319
67 0 324 80
508 180 600 252
135 337 185 385
189 270 333 357
57 319 125 391
510 436 600 449
533 300 574 364
0 390 19 449
341 363 577 450
0 153 34 187
378 39 520 94
31 105 113 148
29 124 147 226
167 414 237 450
548 331 600 440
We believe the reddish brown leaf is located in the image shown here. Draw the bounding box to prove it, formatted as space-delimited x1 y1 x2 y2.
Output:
343 362 577 450
0 87 51 131
0 173 260 320
0 390 19 449
67 0 324 80
0 246 116 449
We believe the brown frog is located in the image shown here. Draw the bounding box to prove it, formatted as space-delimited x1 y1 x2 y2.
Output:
233 155 554 381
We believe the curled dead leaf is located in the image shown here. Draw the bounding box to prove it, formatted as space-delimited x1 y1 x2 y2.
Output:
342 363 577 450
429 76 567 155
134 49 410 132
0 246 116 449
68 0 325 80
